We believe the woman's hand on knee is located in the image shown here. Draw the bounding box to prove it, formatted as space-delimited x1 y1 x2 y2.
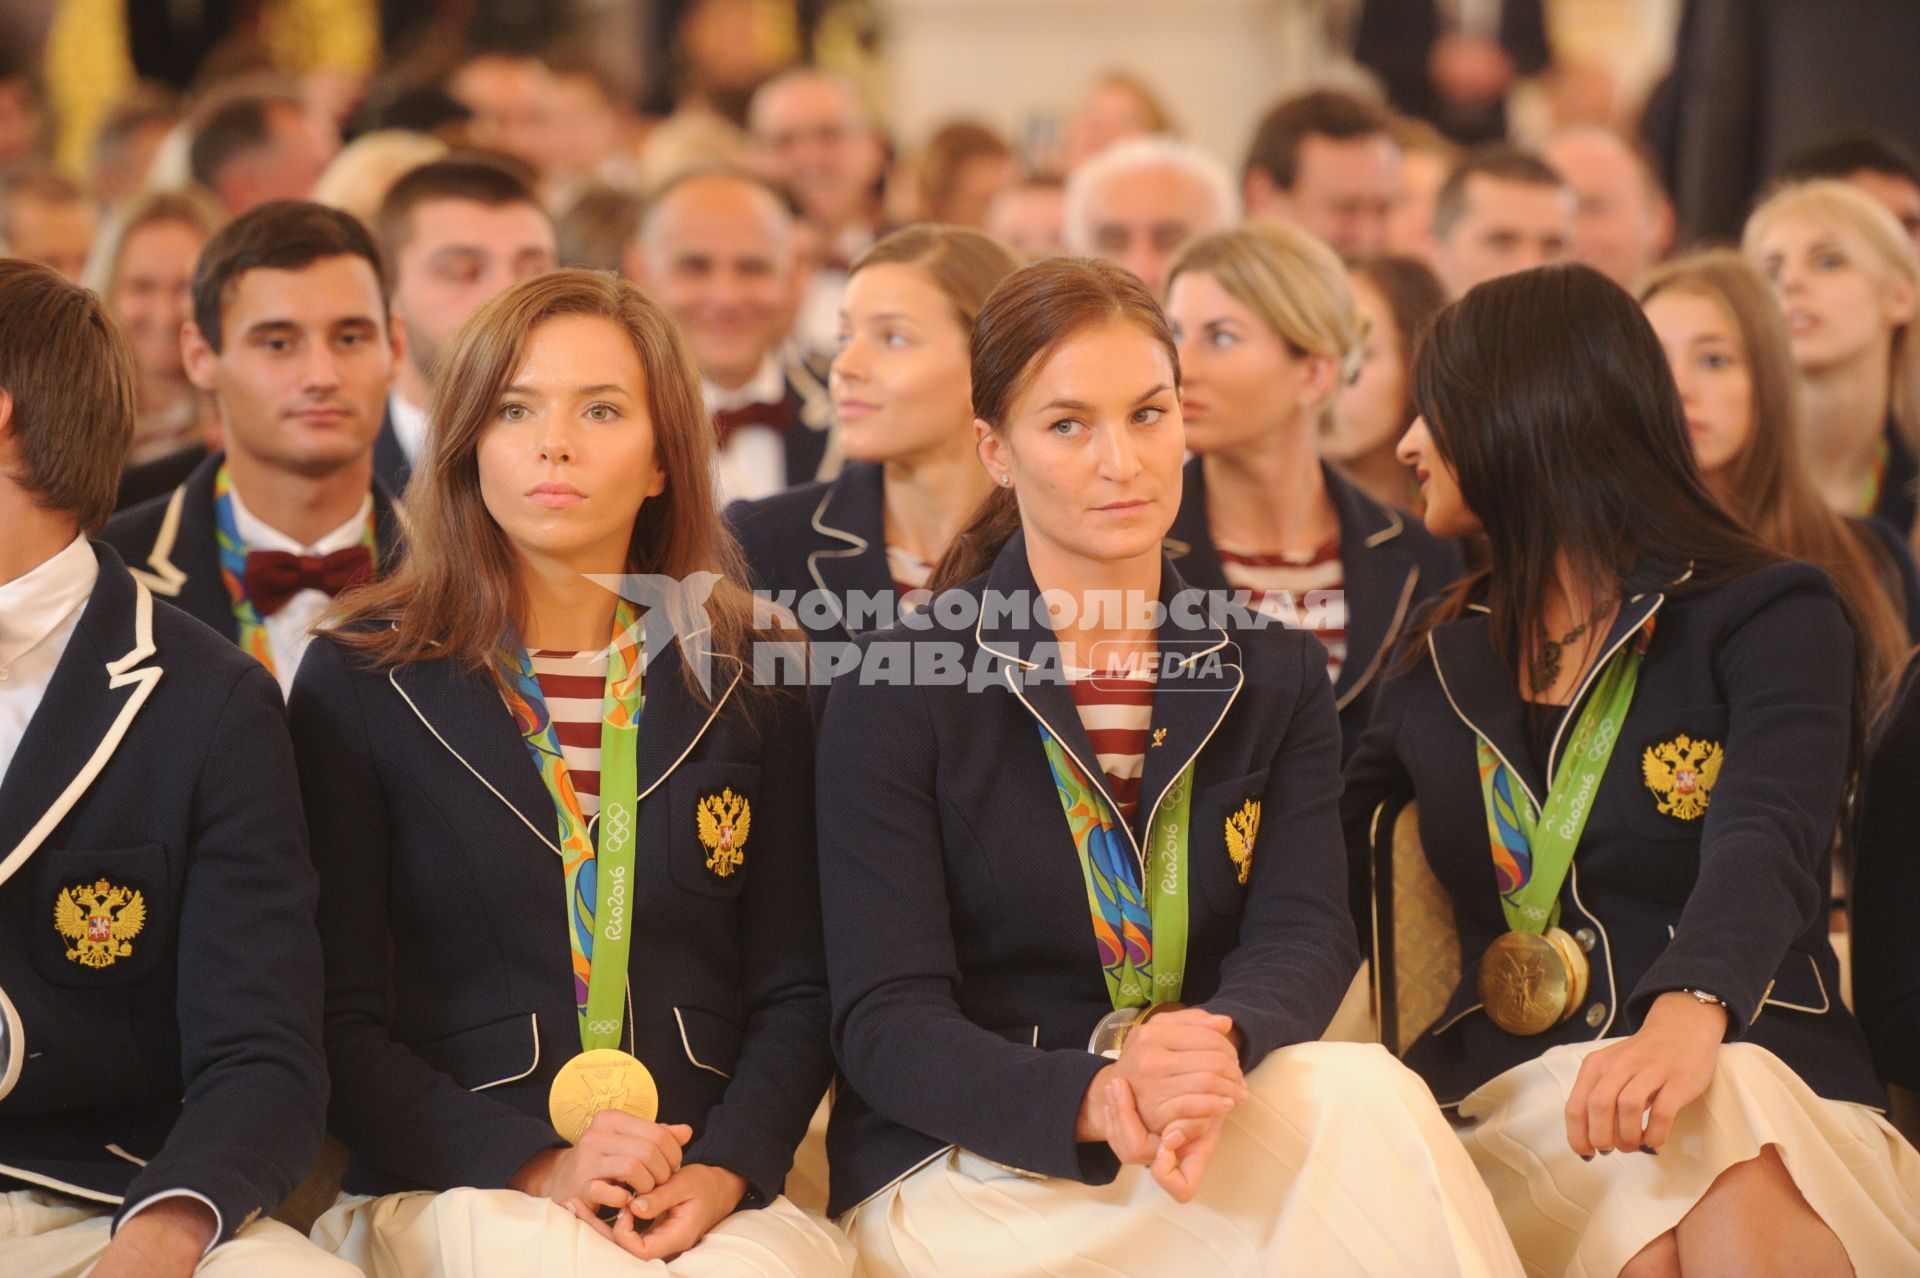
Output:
1563 992 1725 1156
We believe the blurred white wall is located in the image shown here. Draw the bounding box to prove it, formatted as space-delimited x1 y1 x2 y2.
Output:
876 0 1346 171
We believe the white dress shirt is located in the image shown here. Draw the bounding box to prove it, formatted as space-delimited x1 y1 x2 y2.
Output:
228 484 373 697
0 535 97 784
706 353 790 506
388 390 430 466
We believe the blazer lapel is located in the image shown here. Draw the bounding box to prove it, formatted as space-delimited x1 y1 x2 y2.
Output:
1430 585 1670 808
388 656 562 856
0 547 164 889
124 451 237 643
1133 562 1243 838
805 463 894 638
974 532 1130 850
1325 464 1420 711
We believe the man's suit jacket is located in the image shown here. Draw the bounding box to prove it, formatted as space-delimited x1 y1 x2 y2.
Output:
0 544 326 1244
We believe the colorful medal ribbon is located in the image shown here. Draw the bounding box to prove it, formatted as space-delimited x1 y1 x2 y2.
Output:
1038 726 1193 1010
213 462 377 675
1477 626 1647 933
500 600 645 1050
1858 434 1892 516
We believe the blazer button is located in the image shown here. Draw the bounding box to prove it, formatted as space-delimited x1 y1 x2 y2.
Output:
1575 927 1597 952
1585 1003 1608 1028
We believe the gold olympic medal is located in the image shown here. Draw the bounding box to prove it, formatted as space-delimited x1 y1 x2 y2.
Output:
547 1049 660 1144
1477 928 1590 1036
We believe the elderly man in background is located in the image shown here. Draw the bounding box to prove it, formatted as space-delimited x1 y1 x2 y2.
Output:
1064 135 1238 298
634 166 834 504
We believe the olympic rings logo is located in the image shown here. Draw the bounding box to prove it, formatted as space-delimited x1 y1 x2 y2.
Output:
585 1018 622 1036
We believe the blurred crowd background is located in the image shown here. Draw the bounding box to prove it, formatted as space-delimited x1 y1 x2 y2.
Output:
1 0 1917 512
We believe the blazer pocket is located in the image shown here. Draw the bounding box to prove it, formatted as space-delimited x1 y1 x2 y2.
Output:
29 843 173 989
411 1012 542 1091
674 1006 742 1078
1758 950 1833 1017
1190 768 1270 917
1624 704 1731 841
667 762 762 900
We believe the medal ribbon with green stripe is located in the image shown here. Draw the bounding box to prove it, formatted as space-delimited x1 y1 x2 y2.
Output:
1038 726 1194 1010
500 600 645 1050
1477 627 1647 933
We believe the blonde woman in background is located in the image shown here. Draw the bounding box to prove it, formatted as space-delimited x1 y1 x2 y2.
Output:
1745 180 1920 548
1163 223 1464 760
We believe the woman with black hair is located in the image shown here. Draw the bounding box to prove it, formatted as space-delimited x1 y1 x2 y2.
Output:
1343 263 1920 1276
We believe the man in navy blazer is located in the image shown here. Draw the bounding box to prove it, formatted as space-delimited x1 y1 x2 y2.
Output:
103 201 406 699
0 264 344 1275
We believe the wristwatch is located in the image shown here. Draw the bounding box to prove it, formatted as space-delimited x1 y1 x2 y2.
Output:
1680 988 1724 1006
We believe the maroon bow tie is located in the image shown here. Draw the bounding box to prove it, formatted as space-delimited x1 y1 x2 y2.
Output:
243 546 374 617
714 400 793 449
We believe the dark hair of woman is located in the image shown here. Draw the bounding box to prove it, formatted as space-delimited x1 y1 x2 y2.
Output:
1405 265 1797 695
927 255 1179 590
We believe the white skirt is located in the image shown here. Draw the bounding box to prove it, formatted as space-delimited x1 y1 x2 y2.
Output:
841 1040 1524 1278
1456 1039 1920 1278
0 1188 358 1278
311 1187 856 1278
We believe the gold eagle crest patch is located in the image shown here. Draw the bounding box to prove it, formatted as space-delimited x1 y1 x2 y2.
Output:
1641 735 1723 820
1224 799 1261 885
696 788 750 878
54 879 146 968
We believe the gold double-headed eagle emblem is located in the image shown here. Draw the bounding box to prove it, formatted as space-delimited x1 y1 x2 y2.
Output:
54 879 146 968
1224 799 1261 885
696 787 751 877
1641 734 1723 821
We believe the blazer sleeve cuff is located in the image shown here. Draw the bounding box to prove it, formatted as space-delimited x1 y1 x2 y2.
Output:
1627 961 1758 1038
115 1189 224 1253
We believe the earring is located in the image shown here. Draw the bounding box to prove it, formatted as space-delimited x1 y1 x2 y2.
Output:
999 474 1011 487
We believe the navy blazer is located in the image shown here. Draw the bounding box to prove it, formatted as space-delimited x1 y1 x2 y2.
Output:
100 449 406 647
287 630 830 1205
0 545 325 1244
1342 560 1884 1110
1852 654 1920 1093
816 531 1360 1216
1164 457 1464 760
371 404 410 497
727 461 895 648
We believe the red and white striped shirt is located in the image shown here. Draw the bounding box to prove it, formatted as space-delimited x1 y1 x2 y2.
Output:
1216 538 1347 685
1067 664 1158 823
530 648 608 814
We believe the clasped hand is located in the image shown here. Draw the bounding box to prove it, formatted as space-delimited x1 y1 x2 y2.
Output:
1076 1008 1247 1203
511 1111 747 1261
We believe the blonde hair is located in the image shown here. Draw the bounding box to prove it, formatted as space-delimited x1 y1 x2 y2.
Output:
1743 179 1920 484
81 185 225 298
313 130 451 226
1165 221 1360 428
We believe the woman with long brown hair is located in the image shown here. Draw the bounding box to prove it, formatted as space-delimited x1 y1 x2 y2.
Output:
728 224 1022 649
288 270 854 1276
815 256 1521 1277
1638 249 1917 705
1326 254 1450 513
1344 263 1920 1277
